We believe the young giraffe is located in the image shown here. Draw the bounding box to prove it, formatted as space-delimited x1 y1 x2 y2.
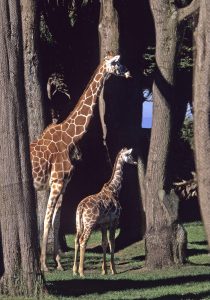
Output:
73 148 136 277
30 54 131 272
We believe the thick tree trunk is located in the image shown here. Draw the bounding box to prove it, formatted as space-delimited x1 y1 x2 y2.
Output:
0 0 43 296
144 0 187 269
98 0 119 148
98 0 143 248
20 0 54 254
21 0 46 142
194 0 210 248
21 0 62 255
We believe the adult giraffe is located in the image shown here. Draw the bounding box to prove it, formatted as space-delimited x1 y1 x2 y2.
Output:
30 54 131 271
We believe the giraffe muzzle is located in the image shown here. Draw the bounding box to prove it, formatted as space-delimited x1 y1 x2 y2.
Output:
124 71 132 78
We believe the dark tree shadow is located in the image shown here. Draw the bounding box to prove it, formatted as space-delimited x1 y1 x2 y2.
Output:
47 274 210 298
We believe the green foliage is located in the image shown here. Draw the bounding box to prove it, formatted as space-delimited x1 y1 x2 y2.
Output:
143 46 156 76
39 14 54 44
178 45 193 70
181 116 194 148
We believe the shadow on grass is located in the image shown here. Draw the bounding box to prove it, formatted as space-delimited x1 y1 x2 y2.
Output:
190 241 208 246
153 291 210 300
47 274 210 298
186 248 209 257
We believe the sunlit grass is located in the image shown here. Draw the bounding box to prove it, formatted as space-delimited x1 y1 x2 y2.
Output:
1 222 210 299
42 222 210 300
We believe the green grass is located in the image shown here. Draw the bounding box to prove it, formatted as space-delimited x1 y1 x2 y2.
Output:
1 222 210 300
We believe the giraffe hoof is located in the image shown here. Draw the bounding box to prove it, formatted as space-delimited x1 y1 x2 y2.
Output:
73 271 78 276
41 266 49 272
101 270 107 275
56 265 64 271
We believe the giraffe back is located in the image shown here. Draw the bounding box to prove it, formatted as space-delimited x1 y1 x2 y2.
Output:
76 184 121 232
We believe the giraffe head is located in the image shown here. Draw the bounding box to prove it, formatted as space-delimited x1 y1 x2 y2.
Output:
120 148 137 165
104 54 131 78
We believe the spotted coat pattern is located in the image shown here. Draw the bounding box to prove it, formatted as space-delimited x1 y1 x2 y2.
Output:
73 148 136 277
30 55 130 272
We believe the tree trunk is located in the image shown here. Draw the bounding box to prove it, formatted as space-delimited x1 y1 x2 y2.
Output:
144 0 187 269
21 0 46 142
20 0 54 253
194 0 210 248
98 0 119 149
0 0 43 296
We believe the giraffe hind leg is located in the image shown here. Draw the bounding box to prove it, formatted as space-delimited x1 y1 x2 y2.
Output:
40 182 63 272
101 226 108 275
52 194 64 271
78 227 93 277
108 226 117 275
73 232 81 275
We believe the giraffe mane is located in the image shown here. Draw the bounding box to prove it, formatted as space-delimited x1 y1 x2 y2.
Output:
64 64 103 120
106 151 122 186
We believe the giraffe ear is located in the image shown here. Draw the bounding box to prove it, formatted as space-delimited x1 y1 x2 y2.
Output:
111 55 120 62
127 148 133 154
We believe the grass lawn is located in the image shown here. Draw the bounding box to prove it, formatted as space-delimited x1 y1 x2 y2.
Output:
45 222 210 300
1 222 210 300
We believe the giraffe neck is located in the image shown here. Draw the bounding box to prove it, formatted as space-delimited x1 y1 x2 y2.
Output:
106 154 125 196
63 63 108 140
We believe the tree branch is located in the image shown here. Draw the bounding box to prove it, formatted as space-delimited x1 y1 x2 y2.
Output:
178 0 200 23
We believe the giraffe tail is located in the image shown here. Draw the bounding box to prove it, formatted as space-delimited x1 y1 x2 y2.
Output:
76 207 84 236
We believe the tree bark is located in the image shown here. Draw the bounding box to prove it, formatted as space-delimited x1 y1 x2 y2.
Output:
144 0 187 269
0 0 43 296
98 0 119 150
194 0 210 248
20 0 54 254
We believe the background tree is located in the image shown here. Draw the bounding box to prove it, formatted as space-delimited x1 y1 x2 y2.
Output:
143 0 199 268
194 0 210 248
0 0 43 296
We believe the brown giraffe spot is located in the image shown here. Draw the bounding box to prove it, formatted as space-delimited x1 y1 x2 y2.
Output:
55 163 63 172
40 158 46 165
76 125 84 136
68 123 76 137
85 96 93 106
49 127 56 135
43 131 52 140
91 81 97 91
43 139 51 146
57 171 64 179
85 89 92 98
49 141 58 153
62 132 71 145
53 132 62 143
38 139 44 146
79 105 90 116
39 151 44 158
61 122 69 131
54 152 63 163
33 167 40 173
76 115 86 126
95 74 101 81
35 145 41 152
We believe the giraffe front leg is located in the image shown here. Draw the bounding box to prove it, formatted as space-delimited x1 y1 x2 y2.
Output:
40 182 63 272
109 226 117 275
101 227 108 275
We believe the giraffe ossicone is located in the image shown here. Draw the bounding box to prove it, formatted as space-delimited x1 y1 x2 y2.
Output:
30 54 131 272
73 148 136 277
